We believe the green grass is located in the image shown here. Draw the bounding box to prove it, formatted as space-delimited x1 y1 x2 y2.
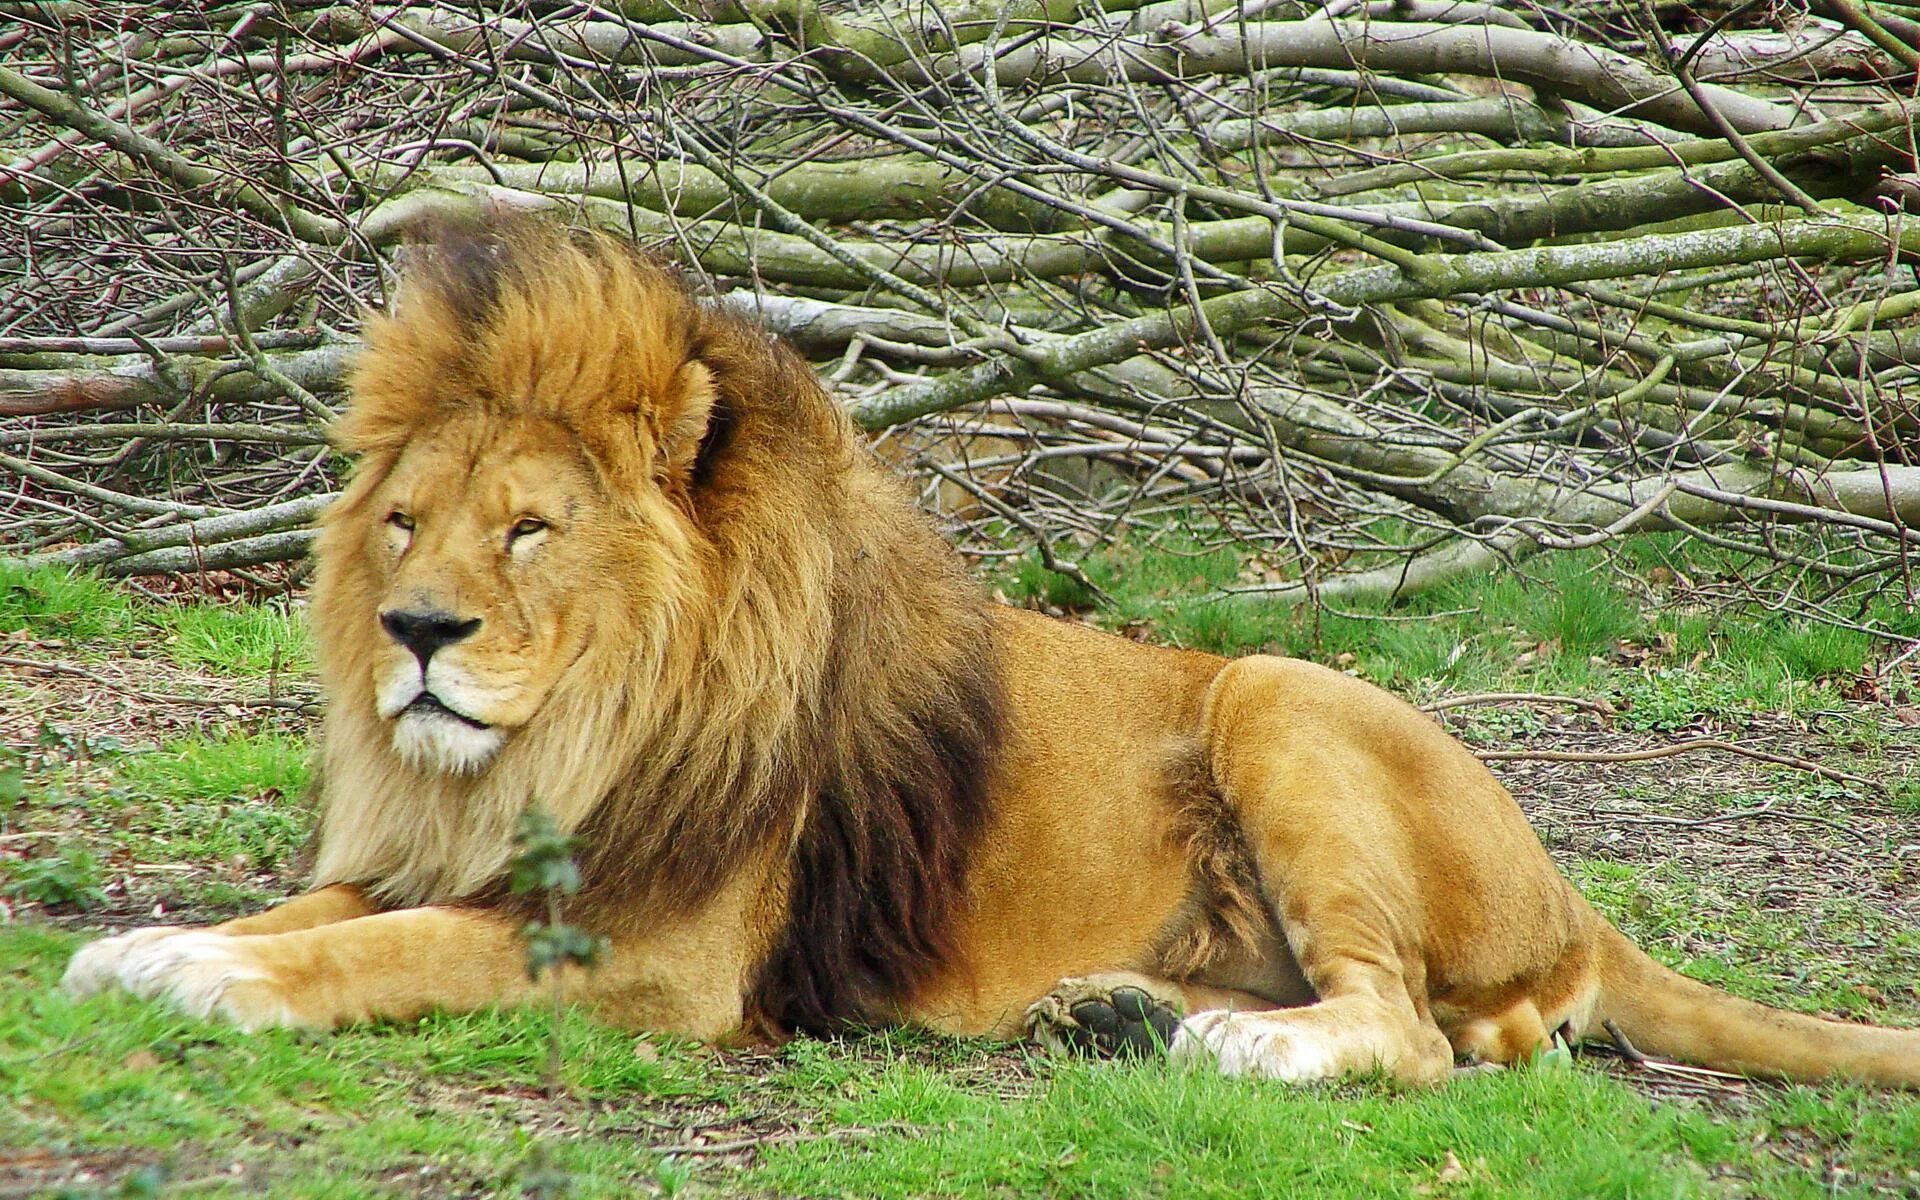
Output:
113 730 309 803
756 1054 1730 1199
109 732 312 876
0 560 310 674
156 601 311 676
1569 856 1920 1021
3 550 1918 1196
5 925 1919 1197
0 842 106 908
1 727 311 912
0 560 137 642
996 537 1895 721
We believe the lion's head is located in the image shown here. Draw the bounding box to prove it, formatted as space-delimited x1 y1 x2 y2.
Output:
304 215 999 1031
305 217 846 902
316 221 724 777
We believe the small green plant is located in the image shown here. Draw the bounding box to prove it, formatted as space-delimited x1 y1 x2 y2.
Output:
1363 618 1471 683
1890 775 1920 816
508 806 609 1200
654 1156 693 1197
1733 619 1874 683
49 1161 167 1200
1452 705 1548 746
517 1148 576 1200
1 843 107 908
1163 597 1275 656
1614 670 1751 732
510 808 607 990
1003 549 1103 611
1513 558 1642 657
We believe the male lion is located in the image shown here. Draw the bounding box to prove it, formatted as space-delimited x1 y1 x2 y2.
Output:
66 218 1920 1087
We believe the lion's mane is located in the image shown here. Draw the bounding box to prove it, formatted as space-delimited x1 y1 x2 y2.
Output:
306 217 1002 1031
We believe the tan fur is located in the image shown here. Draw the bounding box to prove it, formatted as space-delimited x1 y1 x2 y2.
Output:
63 217 1920 1088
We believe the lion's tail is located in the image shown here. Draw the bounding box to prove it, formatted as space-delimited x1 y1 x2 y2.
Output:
1590 922 1920 1086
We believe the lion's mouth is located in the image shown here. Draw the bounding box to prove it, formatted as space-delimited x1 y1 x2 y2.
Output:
402 692 492 729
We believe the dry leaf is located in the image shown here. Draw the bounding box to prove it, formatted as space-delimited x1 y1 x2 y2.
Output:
121 1049 161 1072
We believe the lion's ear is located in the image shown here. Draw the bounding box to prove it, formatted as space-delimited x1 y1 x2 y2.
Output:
652 359 723 491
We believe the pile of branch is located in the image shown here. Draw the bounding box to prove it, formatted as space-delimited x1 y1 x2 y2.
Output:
2 0 1917 620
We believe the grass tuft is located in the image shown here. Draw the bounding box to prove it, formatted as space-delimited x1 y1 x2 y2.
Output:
157 602 312 676
113 731 309 803
0 561 136 642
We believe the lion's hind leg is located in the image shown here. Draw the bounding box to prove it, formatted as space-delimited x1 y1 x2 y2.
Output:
1180 656 1507 1088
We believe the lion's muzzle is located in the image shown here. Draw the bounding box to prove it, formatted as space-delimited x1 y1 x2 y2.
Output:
373 608 510 773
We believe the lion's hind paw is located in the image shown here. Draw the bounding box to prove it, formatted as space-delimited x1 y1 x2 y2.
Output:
1026 973 1184 1059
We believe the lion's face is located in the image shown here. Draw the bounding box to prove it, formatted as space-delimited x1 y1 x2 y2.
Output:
350 414 628 774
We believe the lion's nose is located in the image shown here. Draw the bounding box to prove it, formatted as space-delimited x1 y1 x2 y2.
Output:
379 609 482 666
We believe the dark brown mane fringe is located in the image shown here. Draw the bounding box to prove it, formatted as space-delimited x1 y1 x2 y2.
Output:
752 634 1002 1034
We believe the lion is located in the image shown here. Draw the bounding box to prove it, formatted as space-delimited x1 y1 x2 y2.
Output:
64 216 1920 1088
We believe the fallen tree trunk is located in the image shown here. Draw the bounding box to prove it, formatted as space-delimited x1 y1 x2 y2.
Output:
0 0 1914 631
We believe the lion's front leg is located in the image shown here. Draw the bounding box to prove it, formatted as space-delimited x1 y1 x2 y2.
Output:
76 906 542 1031
62 884 377 1001
70 901 758 1038
214 883 380 935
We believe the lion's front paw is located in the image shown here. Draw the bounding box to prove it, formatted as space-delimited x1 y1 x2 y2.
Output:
62 925 203 998
111 932 298 1031
1025 973 1185 1058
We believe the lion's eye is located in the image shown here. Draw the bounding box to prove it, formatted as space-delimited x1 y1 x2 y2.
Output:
387 511 415 532
508 517 548 542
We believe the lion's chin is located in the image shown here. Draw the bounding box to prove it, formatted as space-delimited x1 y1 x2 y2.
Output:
390 712 507 775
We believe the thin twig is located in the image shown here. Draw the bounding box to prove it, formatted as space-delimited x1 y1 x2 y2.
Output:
1477 738 1880 794
1423 693 1618 717
0 656 318 713
643 1123 925 1157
